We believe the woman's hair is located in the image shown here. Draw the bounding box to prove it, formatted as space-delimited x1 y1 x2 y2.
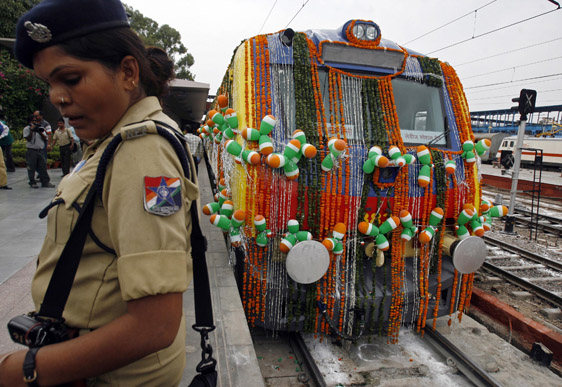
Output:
58 28 175 98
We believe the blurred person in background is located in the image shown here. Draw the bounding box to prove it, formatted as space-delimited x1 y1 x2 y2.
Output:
23 114 54 188
50 117 75 176
0 110 16 173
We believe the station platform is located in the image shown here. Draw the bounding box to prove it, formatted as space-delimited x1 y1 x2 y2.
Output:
0 165 265 387
479 162 562 199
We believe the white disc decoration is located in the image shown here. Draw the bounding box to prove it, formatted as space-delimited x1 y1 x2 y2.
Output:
286 240 330 284
452 236 487 274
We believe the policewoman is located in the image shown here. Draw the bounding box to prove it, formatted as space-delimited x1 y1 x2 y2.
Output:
0 0 199 385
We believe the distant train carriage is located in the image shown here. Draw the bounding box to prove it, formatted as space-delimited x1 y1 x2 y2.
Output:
499 136 562 169
473 133 507 163
201 20 505 339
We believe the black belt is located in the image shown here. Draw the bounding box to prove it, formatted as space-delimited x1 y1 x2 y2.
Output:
27 148 43 151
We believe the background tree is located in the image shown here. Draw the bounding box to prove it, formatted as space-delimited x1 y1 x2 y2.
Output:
0 0 45 138
124 4 195 80
0 0 40 39
0 1 195 137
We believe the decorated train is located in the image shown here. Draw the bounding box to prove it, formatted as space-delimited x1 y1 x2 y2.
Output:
199 20 507 340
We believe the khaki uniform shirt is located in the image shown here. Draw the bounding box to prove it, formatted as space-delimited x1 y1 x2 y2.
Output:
52 127 73 147
32 97 199 386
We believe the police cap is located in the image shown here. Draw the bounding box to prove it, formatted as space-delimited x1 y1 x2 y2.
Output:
15 0 130 69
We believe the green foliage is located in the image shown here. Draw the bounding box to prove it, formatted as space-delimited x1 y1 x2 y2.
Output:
11 140 27 159
123 4 195 80
0 51 48 139
418 57 443 88
0 0 40 38
11 140 60 166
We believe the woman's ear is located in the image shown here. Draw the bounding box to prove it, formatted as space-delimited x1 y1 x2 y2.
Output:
120 55 140 91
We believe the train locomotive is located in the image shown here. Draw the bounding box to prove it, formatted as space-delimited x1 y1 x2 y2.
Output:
200 20 507 341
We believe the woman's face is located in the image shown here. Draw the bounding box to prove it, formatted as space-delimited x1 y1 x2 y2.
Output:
33 46 134 140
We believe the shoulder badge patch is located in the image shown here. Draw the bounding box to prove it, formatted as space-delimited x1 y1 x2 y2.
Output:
144 176 182 216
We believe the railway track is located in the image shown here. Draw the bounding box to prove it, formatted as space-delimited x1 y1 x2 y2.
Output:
482 187 562 237
252 328 505 386
482 235 562 308
511 208 562 237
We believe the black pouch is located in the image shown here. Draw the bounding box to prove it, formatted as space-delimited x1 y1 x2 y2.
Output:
188 371 217 387
7 312 69 348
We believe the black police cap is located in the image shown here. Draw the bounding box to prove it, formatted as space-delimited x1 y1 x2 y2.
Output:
15 0 130 69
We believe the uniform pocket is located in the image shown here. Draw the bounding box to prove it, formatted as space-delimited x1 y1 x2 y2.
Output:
46 175 90 245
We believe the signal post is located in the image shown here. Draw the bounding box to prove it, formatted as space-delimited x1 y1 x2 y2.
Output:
504 89 537 233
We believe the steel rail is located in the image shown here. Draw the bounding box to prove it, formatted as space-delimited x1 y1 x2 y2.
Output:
515 208 562 225
481 262 562 308
512 209 562 236
483 235 562 272
288 333 327 387
424 326 503 387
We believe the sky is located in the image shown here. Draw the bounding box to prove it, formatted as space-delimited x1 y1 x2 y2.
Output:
127 0 562 113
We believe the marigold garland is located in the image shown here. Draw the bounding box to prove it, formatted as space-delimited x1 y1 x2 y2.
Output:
208 28 480 341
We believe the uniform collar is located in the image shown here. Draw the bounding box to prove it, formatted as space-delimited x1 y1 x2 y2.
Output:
85 97 174 157
89 97 163 147
110 96 164 137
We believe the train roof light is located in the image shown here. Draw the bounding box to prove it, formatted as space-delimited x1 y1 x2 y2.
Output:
280 28 295 47
343 20 381 45
352 24 365 40
365 25 377 40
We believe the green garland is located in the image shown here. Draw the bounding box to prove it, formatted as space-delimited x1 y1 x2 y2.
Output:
418 57 443 88
430 150 446 272
361 78 388 149
292 32 322 238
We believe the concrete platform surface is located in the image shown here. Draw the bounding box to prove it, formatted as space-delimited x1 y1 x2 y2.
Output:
0 165 264 386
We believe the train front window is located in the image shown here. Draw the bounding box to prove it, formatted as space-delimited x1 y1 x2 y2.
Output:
392 78 447 146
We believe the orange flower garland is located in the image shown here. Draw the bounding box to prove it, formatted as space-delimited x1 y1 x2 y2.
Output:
212 28 482 339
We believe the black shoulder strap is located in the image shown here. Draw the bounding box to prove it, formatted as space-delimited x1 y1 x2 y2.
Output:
38 124 215 340
38 185 97 318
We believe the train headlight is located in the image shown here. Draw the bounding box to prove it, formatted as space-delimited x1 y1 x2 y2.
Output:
365 25 377 41
352 24 365 40
344 20 381 45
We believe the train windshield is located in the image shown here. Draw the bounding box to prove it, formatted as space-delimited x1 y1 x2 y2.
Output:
314 69 447 145
392 78 447 146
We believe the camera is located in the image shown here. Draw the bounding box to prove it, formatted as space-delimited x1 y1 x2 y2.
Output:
8 313 69 348
32 124 45 133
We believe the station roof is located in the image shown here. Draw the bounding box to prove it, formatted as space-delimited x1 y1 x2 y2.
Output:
162 78 210 129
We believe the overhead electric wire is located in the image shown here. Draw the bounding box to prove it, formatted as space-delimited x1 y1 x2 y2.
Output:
285 0 311 29
258 0 279 35
403 0 497 46
469 88 562 101
462 55 562 80
464 72 562 89
454 36 562 67
466 75 562 94
426 6 562 55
